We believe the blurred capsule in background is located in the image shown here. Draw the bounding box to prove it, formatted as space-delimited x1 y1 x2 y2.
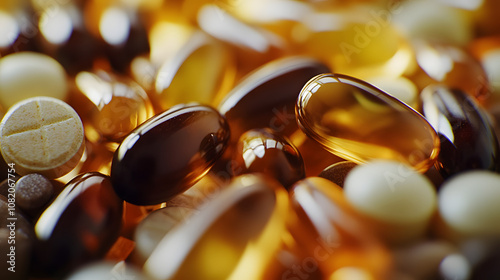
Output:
33 0 103 75
392 0 473 46
74 70 154 145
296 4 413 79
422 85 500 178
232 128 305 188
392 240 460 280
365 76 419 109
407 41 490 101
296 73 440 172
438 171 500 238
111 104 230 205
197 4 287 76
343 160 437 244
66 261 152 280
288 177 392 279
0 52 68 109
219 56 330 143
32 173 123 276
469 35 500 96
144 174 289 280
133 206 196 265
0 1 39 56
318 161 357 188
154 31 235 111
83 0 150 72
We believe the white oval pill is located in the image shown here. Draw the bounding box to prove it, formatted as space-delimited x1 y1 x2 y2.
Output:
344 160 437 224
0 97 84 179
344 160 437 243
0 52 68 109
439 171 500 237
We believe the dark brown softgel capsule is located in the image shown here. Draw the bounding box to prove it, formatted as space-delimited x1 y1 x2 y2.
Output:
422 85 500 177
218 57 330 142
233 128 305 188
32 173 122 276
111 104 230 205
318 161 357 188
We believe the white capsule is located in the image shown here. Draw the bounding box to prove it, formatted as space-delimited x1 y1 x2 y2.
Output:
344 160 437 243
0 52 68 109
439 171 500 237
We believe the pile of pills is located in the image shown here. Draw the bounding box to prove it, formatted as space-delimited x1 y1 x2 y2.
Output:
0 0 500 279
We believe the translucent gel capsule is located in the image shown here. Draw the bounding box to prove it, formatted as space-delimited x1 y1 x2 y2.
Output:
74 70 154 144
288 177 392 279
422 85 500 177
133 206 196 265
144 174 289 280
296 73 440 172
218 56 330 143
197 4 287 76
233 128 305 188
111 104 230 205
32 173 123 275
289 128 344 176
154 31 235 111
297 7 413 79
408 41 490 100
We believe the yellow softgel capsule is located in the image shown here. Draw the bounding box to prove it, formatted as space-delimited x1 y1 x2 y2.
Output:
296 73 439 172
0 97 84 179
154 31 235 110
144 174 289 280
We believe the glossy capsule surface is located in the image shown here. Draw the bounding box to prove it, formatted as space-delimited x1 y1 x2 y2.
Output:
296 73 440 172
75 70 154 144
154 32 235 110
111 104 230 205
144 174 289 280
422 85 500 177
233 128 305 188
33 173 123 275
218 57 330 142
289 177 392 279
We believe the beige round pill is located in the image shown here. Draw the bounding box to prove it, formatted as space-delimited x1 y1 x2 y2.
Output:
344 160 437 243
0 52 68 109
439 171 500 237
0 97 84 179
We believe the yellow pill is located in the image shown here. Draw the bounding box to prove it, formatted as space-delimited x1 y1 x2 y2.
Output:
0 97 84 179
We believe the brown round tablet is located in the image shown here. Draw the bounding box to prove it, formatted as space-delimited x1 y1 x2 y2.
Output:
0 97 84 179
15 173 54 211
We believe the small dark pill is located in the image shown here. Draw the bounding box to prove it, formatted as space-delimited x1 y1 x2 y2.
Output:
15 173 53 212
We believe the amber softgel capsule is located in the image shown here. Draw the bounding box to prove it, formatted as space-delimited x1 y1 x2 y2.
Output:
0 97 85 179
296 73 440 172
